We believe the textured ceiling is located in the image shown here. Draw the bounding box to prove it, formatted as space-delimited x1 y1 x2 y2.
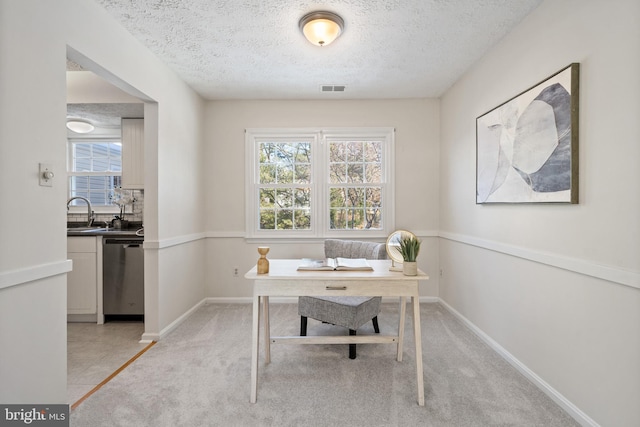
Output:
94 0 542 100
67 103 144 128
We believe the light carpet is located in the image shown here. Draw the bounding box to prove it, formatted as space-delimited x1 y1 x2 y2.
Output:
71 302 578 426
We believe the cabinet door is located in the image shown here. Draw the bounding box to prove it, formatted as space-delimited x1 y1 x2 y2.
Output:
67 251 97 314
121 118 144 189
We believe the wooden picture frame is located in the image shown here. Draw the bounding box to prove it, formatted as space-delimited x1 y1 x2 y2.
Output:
476 63 579 204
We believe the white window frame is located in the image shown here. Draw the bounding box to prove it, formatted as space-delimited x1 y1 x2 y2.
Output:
67 138 122 214
245 127 395 240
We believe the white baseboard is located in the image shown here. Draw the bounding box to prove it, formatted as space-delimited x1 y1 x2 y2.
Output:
67 314 98 323
141 298 208 342
438 299 599 427
140 332 159 342
206 297 255 304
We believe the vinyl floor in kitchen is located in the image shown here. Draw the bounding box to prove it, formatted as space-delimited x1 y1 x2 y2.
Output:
67 321 148 405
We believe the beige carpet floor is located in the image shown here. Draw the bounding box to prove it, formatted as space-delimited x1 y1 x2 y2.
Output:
70 302 578 426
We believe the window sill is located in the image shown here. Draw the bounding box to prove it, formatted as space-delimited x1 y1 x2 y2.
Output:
245 232 390 245
67 206 120 215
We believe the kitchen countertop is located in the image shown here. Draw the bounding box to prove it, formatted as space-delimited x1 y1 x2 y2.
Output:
67 227 143 237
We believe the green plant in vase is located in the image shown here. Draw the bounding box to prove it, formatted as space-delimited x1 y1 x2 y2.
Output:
399 235 421 275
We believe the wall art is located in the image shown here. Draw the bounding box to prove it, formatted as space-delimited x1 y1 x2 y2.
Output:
476 63 579 204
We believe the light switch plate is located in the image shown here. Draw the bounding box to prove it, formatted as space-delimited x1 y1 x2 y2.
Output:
39 163 54 187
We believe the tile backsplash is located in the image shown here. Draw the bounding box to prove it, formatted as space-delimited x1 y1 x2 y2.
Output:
67 189 144 226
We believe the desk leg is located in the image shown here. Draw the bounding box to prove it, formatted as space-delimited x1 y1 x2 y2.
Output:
250 294 260 403
412 295 425 406
263 296 271 364
397 296 406 362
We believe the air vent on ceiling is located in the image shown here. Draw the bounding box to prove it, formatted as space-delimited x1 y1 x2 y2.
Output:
320 85 346 92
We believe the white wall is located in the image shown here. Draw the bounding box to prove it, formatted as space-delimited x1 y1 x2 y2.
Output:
204 99 440 298
0 0 206 402
0 0 72 403
439 0 640 425
67 70 142 104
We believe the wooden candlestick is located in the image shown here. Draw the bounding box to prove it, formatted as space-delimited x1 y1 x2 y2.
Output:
257 246 270 274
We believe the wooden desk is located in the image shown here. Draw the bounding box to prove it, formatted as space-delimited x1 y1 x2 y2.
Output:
245 259 429 406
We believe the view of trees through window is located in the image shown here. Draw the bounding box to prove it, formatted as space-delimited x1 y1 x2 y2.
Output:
257 139 383 231
259 141 311 230
329 140 382 230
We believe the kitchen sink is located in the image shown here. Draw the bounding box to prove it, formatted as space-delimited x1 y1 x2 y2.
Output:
67 227 107 232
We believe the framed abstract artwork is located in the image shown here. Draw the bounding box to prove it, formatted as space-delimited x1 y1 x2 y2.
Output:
476 63 579 204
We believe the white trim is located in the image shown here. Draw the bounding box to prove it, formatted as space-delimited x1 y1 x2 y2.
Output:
206 230 246 239
245 127 395 240
412 230 439 238
438 299 599 427
141 298 208 342
143 232 207 249
206 297 256 304
206 230 439 240
139 333 159 343
67 138 123 207
0 260 73 291
439 231 640 290
160 231 635 289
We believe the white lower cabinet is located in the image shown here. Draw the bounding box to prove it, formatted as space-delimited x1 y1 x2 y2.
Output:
67 237 100 320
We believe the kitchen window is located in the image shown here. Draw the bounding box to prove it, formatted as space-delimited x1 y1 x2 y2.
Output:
68 139 122 207
245 127 395 239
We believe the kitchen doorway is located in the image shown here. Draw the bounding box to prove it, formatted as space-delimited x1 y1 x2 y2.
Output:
65 48 158 405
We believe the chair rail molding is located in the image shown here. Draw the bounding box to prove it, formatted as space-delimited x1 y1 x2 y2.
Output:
439 231 639 290
0 260 73 291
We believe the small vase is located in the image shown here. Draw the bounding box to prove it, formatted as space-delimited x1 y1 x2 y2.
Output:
257 246 270 274
403 261 417 276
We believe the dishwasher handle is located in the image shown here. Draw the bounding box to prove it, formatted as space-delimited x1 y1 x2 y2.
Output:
104 238 144 246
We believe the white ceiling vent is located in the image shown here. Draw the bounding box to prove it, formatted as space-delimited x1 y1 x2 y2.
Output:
320 85 346 93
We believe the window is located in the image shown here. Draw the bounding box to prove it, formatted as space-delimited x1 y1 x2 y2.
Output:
257 139 312 231
68 140 122 207
246 128 394 239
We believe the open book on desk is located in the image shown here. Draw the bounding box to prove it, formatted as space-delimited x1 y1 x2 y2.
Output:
297 257 373 271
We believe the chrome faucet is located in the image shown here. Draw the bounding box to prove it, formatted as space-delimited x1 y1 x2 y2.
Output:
67 196 95 227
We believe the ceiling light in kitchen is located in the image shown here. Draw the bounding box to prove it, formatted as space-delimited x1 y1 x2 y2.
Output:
66 119 95 133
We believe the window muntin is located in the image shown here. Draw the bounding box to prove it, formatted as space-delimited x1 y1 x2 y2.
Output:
258 141 312 230
328 140 383 230
68 140 122 207
246 128 394 239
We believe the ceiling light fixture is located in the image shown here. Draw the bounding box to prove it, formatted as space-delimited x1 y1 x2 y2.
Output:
66 119 95 133
299 11 344 47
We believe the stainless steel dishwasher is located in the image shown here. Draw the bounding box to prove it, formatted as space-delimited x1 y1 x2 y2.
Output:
103 236 144 320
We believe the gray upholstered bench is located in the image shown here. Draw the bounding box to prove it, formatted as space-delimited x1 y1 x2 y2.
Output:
298 239 387 359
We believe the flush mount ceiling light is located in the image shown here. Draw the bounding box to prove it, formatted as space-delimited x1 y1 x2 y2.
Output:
299 11 344 47
66 119 95 133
